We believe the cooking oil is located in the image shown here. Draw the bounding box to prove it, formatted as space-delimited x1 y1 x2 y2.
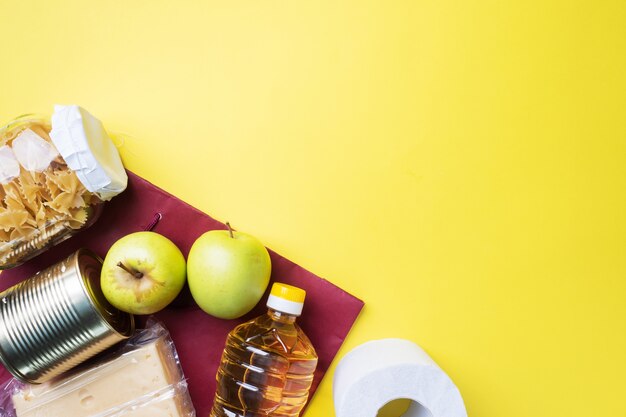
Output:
211 283 318 417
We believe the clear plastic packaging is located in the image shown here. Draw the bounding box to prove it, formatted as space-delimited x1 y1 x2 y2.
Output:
0 321 196 417
0 108 124 269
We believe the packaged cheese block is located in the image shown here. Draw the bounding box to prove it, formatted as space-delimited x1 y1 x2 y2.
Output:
7 322 195 417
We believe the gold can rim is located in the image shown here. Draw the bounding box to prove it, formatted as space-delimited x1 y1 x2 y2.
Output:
72 248 135 339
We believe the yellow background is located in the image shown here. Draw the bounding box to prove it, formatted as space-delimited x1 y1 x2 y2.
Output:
1 1 625 416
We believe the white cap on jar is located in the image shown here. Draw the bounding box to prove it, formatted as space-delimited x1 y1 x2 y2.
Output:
50 105 127 201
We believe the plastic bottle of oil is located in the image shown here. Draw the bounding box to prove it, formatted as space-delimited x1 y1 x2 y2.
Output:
211 283 318 417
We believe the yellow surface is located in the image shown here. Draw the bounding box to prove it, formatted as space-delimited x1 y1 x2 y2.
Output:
1 1 625 416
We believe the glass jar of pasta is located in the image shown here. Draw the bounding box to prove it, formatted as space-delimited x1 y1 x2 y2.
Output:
0 106 127 269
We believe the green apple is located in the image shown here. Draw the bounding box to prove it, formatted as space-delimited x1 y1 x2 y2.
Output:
187 223 271 319
101 231 186 315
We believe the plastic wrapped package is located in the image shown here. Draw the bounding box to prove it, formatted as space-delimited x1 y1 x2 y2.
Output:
0 105 127 269
0 321 196 417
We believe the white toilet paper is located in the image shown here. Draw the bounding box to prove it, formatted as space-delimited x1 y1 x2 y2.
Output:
333 339 467 417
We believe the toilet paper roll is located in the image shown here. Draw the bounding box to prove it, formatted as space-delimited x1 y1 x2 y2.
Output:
333 339 467 417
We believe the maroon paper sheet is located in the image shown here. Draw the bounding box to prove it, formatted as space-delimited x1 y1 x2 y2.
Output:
0 171 364 415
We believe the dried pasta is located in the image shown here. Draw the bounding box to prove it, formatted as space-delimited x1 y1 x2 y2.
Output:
0 118 99 267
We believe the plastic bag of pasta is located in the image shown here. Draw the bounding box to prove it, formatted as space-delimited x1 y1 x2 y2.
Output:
0 105 127 269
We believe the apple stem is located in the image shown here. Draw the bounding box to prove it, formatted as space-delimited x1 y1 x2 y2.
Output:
225 222 234 238
117 262 144 279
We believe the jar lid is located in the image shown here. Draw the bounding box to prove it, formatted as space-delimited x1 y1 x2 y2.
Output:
50 105 127 201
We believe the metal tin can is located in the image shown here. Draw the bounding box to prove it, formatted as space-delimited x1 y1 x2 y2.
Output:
0 249 135 384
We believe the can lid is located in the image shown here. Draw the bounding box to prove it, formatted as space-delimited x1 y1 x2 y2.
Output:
266 283 306 316
74 249 135 338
